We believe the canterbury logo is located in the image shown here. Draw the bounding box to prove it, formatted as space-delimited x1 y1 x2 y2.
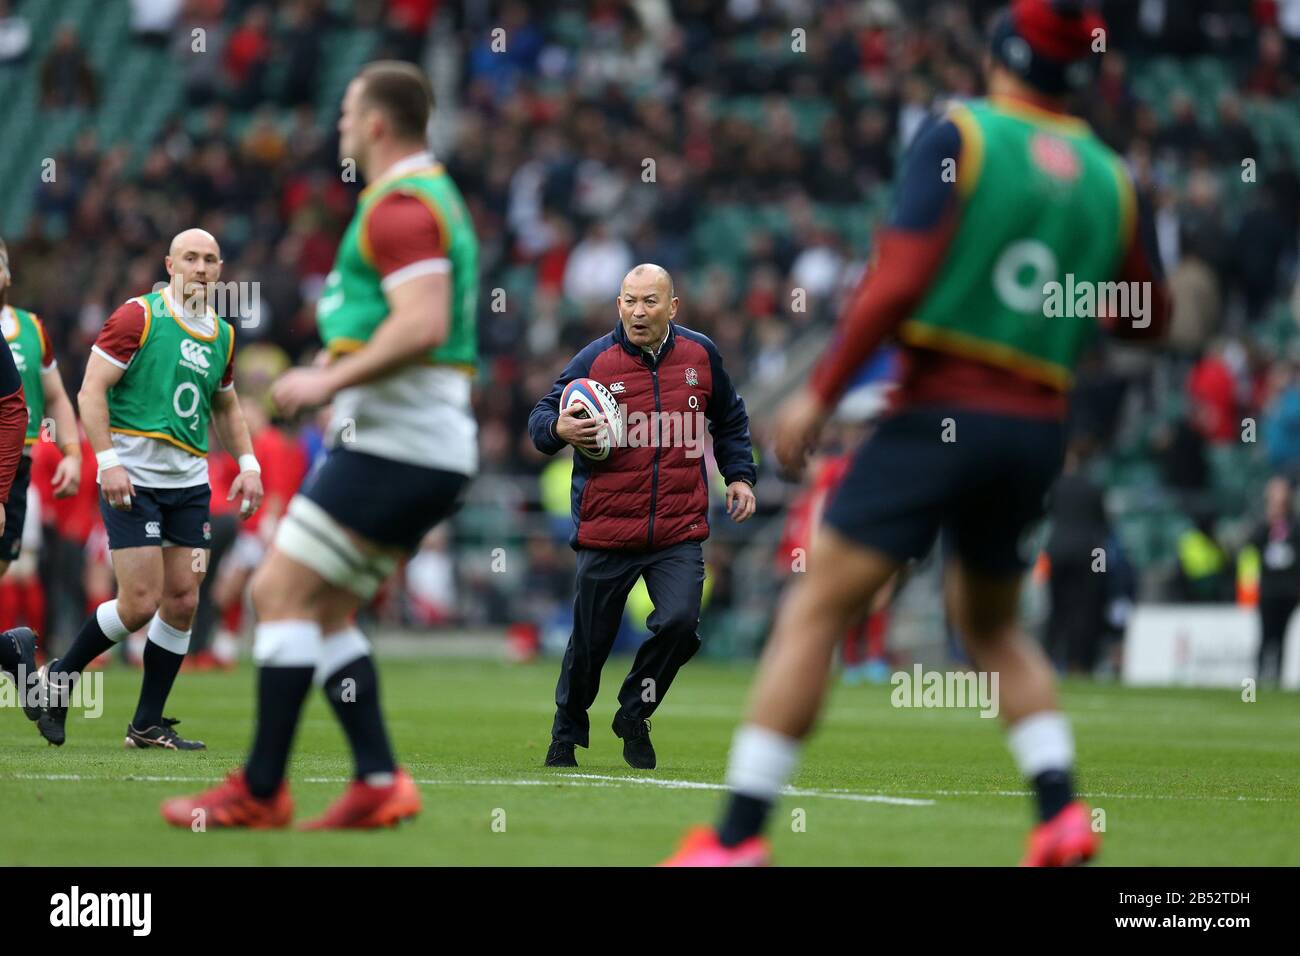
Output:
145 521 161 537
179 340 212 369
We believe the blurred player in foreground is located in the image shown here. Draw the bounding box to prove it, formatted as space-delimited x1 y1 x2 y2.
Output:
0 237 82 578
163 61 479 828
37 228 264 749
0 237 49 722
664 0 1168 866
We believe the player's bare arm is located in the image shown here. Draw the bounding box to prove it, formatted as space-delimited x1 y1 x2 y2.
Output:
78 351 132 511
272 271 450 416
40 364 81 498
212 387 265 519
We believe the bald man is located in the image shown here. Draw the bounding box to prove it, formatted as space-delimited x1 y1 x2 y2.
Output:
36 229 265 749
529 264 757 769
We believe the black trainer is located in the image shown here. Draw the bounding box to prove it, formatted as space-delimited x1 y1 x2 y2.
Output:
612 714 656 770
544 739 578 767
0 627 40 721
35 661 70 746
125 718 206 751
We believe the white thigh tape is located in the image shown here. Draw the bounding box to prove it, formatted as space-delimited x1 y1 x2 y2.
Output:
252 620 322 667
274 496 397 601
314 627 372 686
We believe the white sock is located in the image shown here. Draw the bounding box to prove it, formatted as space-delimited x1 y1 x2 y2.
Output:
147 614 191 655
1007 711 1074 779
211 630 239 664
725 724 801 800
252 620 322 668
95 599 131 643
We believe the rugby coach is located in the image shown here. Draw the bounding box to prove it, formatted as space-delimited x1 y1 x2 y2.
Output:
529 264 757 769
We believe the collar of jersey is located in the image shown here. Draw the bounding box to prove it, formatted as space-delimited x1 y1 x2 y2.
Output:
988 94 1090 135
616 320 675 363
162 288 219 341
360 150 443 201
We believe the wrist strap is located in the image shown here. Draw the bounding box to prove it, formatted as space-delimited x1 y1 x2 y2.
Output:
238 454 262 474
95 449 120 471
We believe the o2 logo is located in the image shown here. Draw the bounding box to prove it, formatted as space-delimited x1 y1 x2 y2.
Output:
993 239 1057 314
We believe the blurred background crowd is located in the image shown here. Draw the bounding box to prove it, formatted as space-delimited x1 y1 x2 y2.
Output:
0 0 1297 677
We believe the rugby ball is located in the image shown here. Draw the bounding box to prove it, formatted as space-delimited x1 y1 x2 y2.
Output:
560 378 624 461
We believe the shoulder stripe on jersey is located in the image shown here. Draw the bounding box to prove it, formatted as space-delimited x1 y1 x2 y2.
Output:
129 296 152 347
91 344 130 370
31 313 51 364
948 106 984 200
380 258 451 291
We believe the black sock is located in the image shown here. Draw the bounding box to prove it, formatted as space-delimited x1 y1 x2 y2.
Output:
0 629 20 673
1033 769 1074 822
323 655 396 780
132 640 185 728
55 613 115 677
717 792 774 847
245 666 315 798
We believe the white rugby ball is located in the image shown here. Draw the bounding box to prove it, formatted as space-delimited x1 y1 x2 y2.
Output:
560 378 624 461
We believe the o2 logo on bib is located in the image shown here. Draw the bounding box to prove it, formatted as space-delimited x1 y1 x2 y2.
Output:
317 270 344 319
179 339 212 372
993 239 1057 314
174 382 202 432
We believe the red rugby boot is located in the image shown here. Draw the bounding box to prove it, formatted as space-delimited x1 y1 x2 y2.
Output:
1020 800 1099 866
161 769 293 829
298 769 422 830
658 826 771 867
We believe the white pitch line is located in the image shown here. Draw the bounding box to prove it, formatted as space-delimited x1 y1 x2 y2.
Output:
556 772 936 806
9 772 620 789
918 787 1295 804
8 771 927 804
8 773 1292 804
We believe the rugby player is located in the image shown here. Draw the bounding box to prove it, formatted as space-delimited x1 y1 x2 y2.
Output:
663 0 1168 866
0 236 52 723
162 61 479 828
37 228 265 749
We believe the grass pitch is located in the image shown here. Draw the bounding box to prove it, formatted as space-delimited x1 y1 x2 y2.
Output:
1 656 1296 866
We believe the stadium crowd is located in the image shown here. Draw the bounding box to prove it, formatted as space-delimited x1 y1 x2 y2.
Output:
0 0 1297 672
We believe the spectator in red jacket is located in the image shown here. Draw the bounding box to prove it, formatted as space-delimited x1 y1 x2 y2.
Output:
1188 344 1240 444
